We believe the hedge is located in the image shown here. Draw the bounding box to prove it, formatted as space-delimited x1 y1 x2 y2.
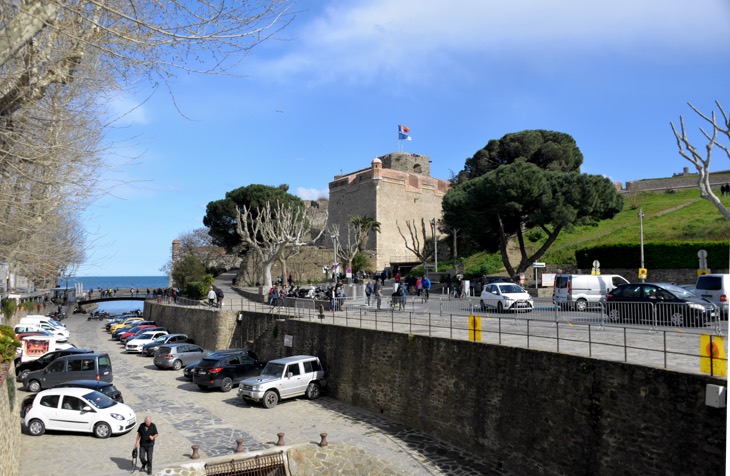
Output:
575 242 729 269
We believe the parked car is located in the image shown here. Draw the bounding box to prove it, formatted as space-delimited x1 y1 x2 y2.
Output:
480 282 534 312
24 353 113 392
153 343 210 370
239 355 326 408
53 380 124 403
113 322 157 341
15 349 94 381
23 387 136 438
109 317 144 333
553 274 630 311
695 274 729 319
125 331 168 353
120 326 166 345
142 334 194 357
192 349 264 392
14 323 69 342
605 283 718 327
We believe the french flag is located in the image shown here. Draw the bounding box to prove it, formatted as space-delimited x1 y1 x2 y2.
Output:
398 124 411 141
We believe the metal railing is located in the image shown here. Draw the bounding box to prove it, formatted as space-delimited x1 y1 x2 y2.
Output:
153 293 727 377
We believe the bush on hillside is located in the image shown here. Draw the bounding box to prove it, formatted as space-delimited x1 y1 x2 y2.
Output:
576 242 729 269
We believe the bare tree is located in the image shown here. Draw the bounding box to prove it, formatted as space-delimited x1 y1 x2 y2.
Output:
670 101 730 220
328 223 361 277
396 218 435 270
235 201 321 289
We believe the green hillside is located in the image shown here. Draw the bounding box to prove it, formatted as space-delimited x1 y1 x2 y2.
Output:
459 188 730 275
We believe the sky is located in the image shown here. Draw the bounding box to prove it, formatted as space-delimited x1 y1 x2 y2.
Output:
77 0 730 277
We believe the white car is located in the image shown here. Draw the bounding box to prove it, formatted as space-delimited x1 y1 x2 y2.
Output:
125 331 168 353
480 282 534 312
24 387 136 438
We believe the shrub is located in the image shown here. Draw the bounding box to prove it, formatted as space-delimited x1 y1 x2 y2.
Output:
0 325 20 364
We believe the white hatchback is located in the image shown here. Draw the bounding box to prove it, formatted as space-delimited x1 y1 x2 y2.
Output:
125 331 169 353
481 282 534 312
24 387 136 438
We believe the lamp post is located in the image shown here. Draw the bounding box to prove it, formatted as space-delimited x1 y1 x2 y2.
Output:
638 209 645 282
331 234 338 284
430 218 438 274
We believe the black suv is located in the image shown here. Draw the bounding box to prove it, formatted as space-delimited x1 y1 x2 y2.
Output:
15 349 93 381
191 349 264 392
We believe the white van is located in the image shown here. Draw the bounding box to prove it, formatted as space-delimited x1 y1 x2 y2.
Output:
553 274 629 311
22 315 66 329
18 335 75 362
15 323 69 342
695 274 729 319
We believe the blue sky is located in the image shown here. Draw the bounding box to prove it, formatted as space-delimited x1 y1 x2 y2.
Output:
78 0 730 277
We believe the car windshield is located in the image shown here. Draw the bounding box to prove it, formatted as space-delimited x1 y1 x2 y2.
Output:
261 363 285 377
498 284 526 294
137 333 155 340
659 284 694 298
82 390 117 410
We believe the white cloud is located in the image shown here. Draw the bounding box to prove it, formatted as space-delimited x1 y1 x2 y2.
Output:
254 0 730 85
103 94 151 126
296 187 329 200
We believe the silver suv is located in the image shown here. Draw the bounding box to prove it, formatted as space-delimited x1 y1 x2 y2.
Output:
238 355 326 408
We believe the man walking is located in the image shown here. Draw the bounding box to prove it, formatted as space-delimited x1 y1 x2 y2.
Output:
207 286 217 306
134 416 159 474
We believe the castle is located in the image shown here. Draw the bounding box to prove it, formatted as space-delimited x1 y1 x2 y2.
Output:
326 152 451 272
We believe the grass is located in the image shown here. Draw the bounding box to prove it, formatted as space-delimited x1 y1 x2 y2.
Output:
464 188 730 270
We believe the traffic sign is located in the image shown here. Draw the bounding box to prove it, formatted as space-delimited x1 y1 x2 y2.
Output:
638 268 648 280
532 262 546 268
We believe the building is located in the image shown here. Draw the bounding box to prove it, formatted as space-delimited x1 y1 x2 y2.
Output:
327 152 451 272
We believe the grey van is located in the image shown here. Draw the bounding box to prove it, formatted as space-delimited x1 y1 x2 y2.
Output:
23 353 113 392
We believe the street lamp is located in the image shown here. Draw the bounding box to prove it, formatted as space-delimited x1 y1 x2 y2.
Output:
331 234 338 284
430 218 438 274
638 209 645 282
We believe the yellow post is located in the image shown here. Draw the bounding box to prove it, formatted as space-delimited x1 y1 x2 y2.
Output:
468 315 482 342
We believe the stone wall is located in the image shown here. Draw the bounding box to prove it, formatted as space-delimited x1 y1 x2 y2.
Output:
144 304 240 351
0 361 21 476
623 171 730 193
238 313 726 475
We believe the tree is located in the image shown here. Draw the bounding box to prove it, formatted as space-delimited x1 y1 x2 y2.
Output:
670 101 730 220
235 200 320 289
328 223 361 277
171 254 206 290
396 218 435 270
444 131 623 280
348 214 381 253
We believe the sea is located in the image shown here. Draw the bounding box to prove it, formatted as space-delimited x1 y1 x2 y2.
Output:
65 276 169 314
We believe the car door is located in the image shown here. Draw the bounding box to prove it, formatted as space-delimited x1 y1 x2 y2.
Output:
280 362 306 398
181 345 205 365
57 395 96 432
41 359 67 388
233 354 259 382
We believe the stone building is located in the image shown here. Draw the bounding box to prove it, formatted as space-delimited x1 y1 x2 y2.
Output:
327 152 451 272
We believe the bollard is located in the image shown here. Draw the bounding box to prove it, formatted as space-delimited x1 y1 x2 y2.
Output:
319 433 328 447
191 444 200 459
235 438 245 453
318 305 325 320
276 432 285 446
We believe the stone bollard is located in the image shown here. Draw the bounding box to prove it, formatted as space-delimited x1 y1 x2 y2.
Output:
191 445 200 459
235 438 245 453
319 433 328 447
276 432 286 446
318 305 325 319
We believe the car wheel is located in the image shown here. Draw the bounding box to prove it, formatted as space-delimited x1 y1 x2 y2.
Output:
28 380 41 393
94 422 112 438
220 377 233 393
497 302 504 313
262 390 279 408
575 299 588 312
172 360 182 370
606 307 621 323
18 369 30 381
28 419 45 436
306 382 321 400
669 311 685 327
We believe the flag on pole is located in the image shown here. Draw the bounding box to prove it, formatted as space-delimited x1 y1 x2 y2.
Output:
398 124 411 141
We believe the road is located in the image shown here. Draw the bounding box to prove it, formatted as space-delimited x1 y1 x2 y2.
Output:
17 307 494 476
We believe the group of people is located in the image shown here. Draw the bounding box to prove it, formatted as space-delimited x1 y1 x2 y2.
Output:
207 286 224 307
364 275 432 310
721 183 730 197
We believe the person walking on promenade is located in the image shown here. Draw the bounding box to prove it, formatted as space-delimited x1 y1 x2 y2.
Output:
207 286 217 306
422 275 431 302
374 278 383 310
365 280 373 306
134 416 159 474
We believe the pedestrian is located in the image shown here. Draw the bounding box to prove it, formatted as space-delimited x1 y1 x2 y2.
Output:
134 416 159 474
416 277 422 296
397 282 407 311
207 286 216 306
480 285 490 312
365 280 373 306
374 278 383 310
215 288 224 308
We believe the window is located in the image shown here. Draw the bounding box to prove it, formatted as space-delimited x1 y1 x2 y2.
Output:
61 396 84 411
286 364 301 376
47 360 65 373
303 360 321 373
68 359 83 372
229 358 240 365
81 359 96 371
40 395 60 408
98 356 111 371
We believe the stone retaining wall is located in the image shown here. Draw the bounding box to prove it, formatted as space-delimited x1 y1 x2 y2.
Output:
239 312 726 475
